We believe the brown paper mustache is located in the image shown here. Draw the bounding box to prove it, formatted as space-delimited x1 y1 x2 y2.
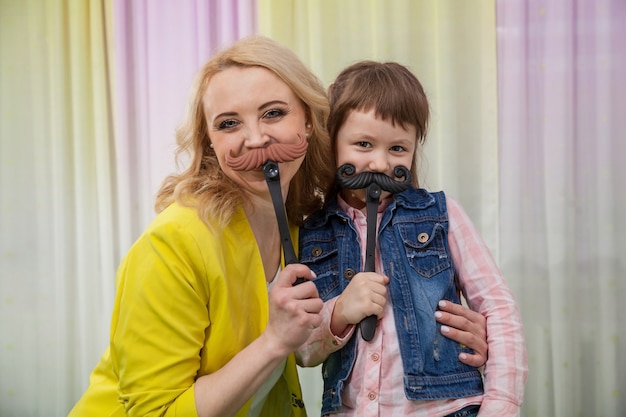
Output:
225 135 308 171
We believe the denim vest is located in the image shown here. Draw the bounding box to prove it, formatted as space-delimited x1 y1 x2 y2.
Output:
299 188 484 414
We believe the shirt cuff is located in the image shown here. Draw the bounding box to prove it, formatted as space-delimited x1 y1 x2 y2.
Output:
477 398 521 417
328 297 356 341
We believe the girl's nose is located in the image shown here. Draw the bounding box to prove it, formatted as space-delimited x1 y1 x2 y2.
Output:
367 155 390 172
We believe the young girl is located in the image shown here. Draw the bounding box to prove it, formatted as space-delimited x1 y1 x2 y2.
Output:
297 61 527 417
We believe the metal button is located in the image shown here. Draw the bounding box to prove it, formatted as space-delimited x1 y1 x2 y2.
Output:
343 269 355 280
312 247 322 257
417 232 429 243
368 392 376 401
371 353 380 361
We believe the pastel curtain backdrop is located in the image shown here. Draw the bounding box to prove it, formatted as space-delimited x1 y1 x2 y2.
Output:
259 0 501 256
497 1 626 415
112 0 258 259
1 0 625 416
1 0 116 414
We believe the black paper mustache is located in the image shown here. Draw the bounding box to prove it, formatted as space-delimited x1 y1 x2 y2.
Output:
336 164 411 193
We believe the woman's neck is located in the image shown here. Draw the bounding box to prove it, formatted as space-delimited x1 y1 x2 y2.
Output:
245 198 282 283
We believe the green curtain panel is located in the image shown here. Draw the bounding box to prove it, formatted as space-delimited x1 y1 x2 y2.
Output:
1 0 116 414
259 0 500 254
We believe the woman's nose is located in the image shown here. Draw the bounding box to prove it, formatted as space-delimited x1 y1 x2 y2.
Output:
244 125 270 148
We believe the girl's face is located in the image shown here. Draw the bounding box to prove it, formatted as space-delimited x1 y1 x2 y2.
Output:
335 109 417 208
203 66 310 200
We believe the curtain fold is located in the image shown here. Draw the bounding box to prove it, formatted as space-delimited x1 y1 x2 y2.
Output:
259 0 500 252
1 0 114 415
497 1 626 415
112 0 257 257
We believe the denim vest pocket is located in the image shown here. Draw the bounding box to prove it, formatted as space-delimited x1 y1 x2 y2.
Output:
299 239 340 300
399 222 451 278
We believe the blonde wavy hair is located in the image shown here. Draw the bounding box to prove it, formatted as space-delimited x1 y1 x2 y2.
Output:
155 36 333 227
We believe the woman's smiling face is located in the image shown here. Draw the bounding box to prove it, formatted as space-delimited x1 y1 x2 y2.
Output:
203 66 310 199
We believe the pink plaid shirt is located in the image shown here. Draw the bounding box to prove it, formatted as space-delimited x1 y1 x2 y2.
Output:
298 195 527 417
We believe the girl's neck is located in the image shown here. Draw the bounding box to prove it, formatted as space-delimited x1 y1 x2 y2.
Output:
340 190 392 215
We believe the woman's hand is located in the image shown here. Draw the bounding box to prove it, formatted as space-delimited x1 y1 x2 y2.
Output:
265 264 323 355
435 300 487 367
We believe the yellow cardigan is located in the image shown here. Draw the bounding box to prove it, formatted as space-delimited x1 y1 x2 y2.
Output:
69 203 307 417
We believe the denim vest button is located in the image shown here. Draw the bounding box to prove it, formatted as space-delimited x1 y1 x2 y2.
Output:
312 246 322 257
418 232 429 243
343 269 355 280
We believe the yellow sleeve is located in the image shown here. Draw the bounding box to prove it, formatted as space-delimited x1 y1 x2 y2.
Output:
110 217 209 417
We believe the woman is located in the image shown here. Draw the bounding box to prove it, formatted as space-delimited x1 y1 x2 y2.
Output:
69 37 487 417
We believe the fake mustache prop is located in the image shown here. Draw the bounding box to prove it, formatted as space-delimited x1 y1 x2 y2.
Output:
336 164 411 194
336 163 411 341
225 135 309 285
225 135 308 171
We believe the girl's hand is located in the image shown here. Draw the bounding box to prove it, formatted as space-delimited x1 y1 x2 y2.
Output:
331 272 389 336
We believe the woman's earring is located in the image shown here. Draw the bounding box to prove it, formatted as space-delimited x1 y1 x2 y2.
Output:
305 124 312 139
209 143 214 149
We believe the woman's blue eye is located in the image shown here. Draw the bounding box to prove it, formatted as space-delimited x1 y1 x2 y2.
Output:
218 119 239 130
264 109 286 119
